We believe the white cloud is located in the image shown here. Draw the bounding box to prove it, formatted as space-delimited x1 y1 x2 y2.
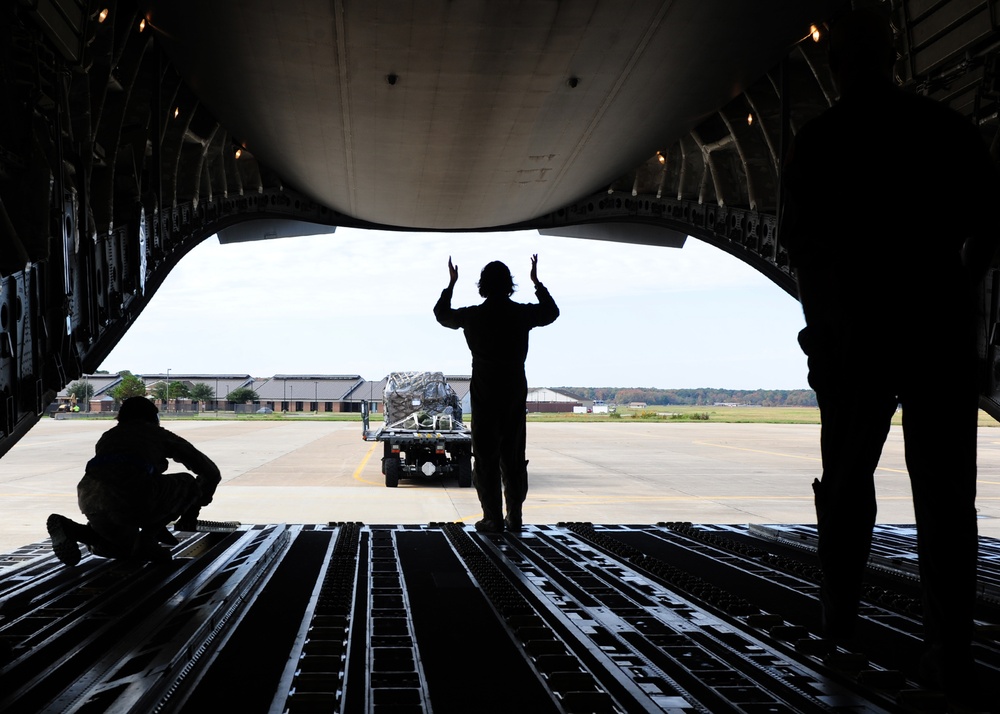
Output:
99 228 808 388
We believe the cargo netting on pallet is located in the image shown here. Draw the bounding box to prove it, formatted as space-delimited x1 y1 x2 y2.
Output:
383 371 463 429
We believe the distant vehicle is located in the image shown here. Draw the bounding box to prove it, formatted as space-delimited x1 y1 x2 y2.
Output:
363 371 472 488
256 407 274 414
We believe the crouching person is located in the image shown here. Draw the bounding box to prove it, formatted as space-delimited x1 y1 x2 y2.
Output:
47 396 221 565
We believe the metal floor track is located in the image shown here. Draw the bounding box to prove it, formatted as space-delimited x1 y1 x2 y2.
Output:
0 523 998 713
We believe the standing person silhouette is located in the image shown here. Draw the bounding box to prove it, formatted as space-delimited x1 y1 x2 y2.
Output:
780 9 1000 705
434 255 559 533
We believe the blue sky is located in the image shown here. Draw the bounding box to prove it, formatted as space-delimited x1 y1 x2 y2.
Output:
99 228 810 389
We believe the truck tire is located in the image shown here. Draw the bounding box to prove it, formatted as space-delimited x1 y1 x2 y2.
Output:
385 457 401 488
382 442 393 475
457 453 472 488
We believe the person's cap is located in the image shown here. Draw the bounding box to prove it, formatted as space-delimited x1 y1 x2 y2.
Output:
118 396 159 424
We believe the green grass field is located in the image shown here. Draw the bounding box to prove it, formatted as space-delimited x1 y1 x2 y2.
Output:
525 405 1000 427
524 406 826 424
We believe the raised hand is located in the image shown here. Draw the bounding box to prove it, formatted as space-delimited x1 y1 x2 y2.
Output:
530 254 539 285
447 256 459 288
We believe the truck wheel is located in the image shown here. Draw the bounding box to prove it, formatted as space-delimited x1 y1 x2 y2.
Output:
457 454 472 488
382 442 393 475
385 457 401 488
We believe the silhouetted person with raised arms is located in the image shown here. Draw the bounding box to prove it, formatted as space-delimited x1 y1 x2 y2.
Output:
780 9 1000 706
47 396 221 564
435 255 559 533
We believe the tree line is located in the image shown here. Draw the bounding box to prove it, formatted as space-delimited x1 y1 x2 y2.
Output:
67 372 817 409
65 372 258 406
561 387 817 407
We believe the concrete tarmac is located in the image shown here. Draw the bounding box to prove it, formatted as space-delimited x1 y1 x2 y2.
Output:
3 418 1000 553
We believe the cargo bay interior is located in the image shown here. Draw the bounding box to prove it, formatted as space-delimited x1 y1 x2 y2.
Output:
1 1 999 711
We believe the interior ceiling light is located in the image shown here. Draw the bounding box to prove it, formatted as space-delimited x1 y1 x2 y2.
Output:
656 151 665 165
173 107 180 119
138 18 146 32
810 24 821 42
234 147 243 160
747 113 753 126
98 8 109 23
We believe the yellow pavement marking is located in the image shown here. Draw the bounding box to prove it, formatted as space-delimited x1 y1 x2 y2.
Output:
352 442 381 486
693 441 909 474
694 441 820 462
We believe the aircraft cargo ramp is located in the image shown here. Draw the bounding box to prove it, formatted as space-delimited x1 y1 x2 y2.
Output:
1 523 997 713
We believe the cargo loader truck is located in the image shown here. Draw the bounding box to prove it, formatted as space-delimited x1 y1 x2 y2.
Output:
362 371 473 488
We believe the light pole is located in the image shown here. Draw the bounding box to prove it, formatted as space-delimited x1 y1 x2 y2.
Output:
166 368 171 412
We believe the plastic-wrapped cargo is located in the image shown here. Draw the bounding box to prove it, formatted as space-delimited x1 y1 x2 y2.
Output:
384 371 463 427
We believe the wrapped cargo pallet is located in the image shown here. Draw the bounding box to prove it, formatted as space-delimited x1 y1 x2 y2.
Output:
384 371 463 428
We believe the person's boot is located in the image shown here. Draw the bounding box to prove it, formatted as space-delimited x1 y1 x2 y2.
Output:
919 647 989 712
46 513 82 566
474 518 504 533
504 503 523 532
475 477 504 534
813 478 865 647
504 460 528 532
174 507 201 532
147 524 179 546
130 530 172 563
